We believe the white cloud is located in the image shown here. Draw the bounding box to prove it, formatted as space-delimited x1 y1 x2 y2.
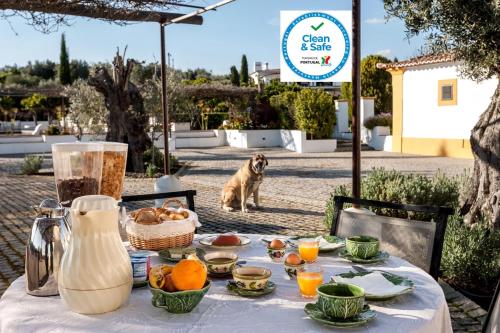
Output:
375 49 392 56
365 17 387 24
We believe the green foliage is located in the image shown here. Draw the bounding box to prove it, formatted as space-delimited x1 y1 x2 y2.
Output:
4 74 40 87
145 163 159 177
0 96 15 111
263 80 301 99
58 33 72 85
324 185 352 232
143 146 179 172
70 60 89 81
65 79 107 137
21 155 43 175
45 125 61 135
294 88 336 139
361 55 392 114
230 66 240 86
339 55 392 116
240 55 249 85
183 77 212 85
323 168 461 228
30 60 56 80
20 93 47 110
222 112 252 130
363 113 392 130
441 215 500 290
269 91 297 129
384 0 499 80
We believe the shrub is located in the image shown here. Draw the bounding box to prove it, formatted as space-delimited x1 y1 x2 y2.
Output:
145 163 159 178
45 125 61 135
294 88 336 139
323 168 460 228
441 214 500 291
21 155 43 175
363 113 392 130
221 112 252 130
270 91 297 129
143 146 178 172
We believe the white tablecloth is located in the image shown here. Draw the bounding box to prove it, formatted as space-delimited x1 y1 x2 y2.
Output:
0 234 452 333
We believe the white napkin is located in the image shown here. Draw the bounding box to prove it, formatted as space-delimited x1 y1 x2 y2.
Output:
332 271 410 296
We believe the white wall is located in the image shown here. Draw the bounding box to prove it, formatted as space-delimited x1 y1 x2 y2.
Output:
402 63 498 139
226 130 282 148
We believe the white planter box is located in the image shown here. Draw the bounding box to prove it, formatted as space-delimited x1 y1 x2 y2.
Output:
43 135 78 144
225 130 281 148
372 126 390 136
171 122 190 132
281 130 337 153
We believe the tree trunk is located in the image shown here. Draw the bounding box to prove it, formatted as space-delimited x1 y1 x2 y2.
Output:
88 50 151 173
461 81 500 229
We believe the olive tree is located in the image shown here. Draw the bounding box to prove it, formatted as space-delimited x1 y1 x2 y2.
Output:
384 0 499 228
64 79 107 139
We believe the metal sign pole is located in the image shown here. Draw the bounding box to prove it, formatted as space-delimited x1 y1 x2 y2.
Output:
160 22 170 175
352 0 361 200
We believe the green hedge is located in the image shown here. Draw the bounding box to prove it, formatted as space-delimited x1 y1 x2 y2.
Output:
324 168 460 229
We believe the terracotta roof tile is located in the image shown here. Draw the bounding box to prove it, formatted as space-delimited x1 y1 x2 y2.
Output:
376 53 455 70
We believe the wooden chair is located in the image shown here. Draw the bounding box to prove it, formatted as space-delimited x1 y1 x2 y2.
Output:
330 196 453 280
482 279 500 333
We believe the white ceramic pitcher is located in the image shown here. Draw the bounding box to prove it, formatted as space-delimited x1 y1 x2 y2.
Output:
59 195 132 314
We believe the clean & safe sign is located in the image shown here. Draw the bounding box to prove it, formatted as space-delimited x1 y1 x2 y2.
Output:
280 11 352 82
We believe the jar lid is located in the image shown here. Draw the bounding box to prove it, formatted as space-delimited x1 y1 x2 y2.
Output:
71 195 118 212
95 141 128 152
51 142 103 152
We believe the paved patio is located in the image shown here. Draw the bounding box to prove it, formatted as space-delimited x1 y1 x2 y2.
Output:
0 148 486 332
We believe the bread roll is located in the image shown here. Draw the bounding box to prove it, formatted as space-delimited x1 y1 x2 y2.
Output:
212 234 241 246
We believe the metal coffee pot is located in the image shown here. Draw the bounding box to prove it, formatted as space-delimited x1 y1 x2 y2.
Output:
25 199 71 296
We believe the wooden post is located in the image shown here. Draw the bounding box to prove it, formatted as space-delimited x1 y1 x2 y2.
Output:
351 0 361 200
160 23 170 175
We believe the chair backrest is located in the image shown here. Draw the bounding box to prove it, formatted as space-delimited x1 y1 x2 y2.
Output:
121 190 197 212
331 196 453 280
483 279 500 333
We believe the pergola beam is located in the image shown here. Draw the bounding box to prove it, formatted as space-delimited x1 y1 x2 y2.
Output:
0 1 203 24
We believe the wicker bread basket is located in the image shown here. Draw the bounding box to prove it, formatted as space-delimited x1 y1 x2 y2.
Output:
126 199 198 250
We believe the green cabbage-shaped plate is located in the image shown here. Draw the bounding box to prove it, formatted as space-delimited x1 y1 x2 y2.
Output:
304 303 376 328
149 281 211 313
339 249 390 264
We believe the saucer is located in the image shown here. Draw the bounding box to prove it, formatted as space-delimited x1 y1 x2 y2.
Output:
304 303 376 328
226 280 276 297
339 249 390 264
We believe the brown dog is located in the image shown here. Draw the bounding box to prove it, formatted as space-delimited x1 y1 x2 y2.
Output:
221 154 268 213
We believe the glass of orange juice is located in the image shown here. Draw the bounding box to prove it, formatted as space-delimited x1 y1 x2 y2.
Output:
297 264 324 298
298 238 320 263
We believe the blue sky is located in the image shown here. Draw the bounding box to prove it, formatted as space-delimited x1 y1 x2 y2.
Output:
0 0 425 74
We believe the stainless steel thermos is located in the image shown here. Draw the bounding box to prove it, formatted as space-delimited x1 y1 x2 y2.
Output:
25 199 71 296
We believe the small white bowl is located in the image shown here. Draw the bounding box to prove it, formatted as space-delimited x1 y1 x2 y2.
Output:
204 251 238 274
232 266 271 290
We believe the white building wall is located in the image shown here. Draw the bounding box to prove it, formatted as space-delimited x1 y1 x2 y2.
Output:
402 63 497 139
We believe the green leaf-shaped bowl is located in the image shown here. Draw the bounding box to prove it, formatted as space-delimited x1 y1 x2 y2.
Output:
149 281 211 314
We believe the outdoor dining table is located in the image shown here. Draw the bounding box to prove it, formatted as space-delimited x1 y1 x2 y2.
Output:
0 234 452 333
